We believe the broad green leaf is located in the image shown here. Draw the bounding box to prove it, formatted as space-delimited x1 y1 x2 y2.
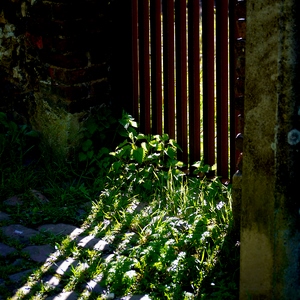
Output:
162 133 169 141
111 161 122 172
79 152 87 161
129 120 138 128
116 139 129 150
175 161 185 168
157 142 164 151
118 144 131 158
82 139 93 151
118 128 128 137
192 161 201 168
8 121 18 132
86 118 98 134
132 147 145 164
25 130 40 138
141 142 148 152
98 147 110 158
169 139 182 151
149 140 158 148
19 124 28 133
166 147 176 159
119 111 137 129
147 153 160 160
202 164 211 173
153 134 161 141
137 133 146 140
129 131 134 142
87 150 94 159
143 180 152 190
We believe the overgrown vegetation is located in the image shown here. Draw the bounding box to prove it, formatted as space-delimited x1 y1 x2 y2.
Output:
0 109 239 299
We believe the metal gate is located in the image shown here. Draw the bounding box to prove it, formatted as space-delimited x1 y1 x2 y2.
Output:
111 0 246 181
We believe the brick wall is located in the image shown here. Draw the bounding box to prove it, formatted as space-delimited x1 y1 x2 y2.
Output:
0 0 112 116
0 0 114 157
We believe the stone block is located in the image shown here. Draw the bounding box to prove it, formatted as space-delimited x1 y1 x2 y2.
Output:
0 243 16 257
29 1 52 21
0 212 10 222
38 223 84 238
9 270 33 283
41 52 89 69
45 291 78 300
1 224 39 245
48 65 107 85
51 83 90 101
22 245 55 263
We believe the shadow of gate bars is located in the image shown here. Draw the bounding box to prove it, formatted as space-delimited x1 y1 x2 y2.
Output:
111 0 246 182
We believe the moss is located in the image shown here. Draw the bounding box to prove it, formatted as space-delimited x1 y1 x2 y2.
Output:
30 92 86 160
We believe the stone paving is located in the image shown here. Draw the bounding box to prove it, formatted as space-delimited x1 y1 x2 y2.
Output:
0 209 150 300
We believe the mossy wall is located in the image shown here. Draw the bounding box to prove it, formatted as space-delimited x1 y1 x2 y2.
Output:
0 0 113 158
240 0 300 298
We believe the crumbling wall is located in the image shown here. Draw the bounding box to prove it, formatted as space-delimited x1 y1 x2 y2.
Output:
0 0 113 158
240 0 300 298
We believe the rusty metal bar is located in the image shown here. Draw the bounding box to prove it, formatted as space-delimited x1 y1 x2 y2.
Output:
202 0 215 168
150 0 163 135
229 0 238 179
138 1 151 134
175 0 188 164
131 0 139 119
188 0 201 166
162 0 175 139
216 0 229 179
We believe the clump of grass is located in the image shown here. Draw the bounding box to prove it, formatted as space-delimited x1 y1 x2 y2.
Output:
88 171 237 299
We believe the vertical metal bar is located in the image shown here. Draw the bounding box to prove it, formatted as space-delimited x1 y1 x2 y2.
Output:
188 0 201 167
216 0 229 180
132 0 139 120
150 0 163 135
163 0 175 139
202 0 215 168
229 0 237 179
175 0 188 164
139 0 151 134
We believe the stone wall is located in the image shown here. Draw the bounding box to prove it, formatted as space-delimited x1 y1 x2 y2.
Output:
0 0 113 157
240 0 300 298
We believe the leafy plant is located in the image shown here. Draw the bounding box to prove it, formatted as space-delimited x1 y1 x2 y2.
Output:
0 112 40 166
77 106 127 176
94 171 236 299
0 110 238 299
108 116 185 192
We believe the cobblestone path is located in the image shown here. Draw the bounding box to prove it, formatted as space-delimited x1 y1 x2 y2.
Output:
0 210 150 300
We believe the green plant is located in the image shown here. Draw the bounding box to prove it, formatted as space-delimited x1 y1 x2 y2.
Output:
93 173 236 299
108 115 184 193
0 110 238 299
0 112 40 167
77 106 122 176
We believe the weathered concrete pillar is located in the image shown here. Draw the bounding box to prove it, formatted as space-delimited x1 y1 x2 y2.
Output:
240 0 300 299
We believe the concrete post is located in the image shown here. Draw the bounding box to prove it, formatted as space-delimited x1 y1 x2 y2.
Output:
240 1 300 299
